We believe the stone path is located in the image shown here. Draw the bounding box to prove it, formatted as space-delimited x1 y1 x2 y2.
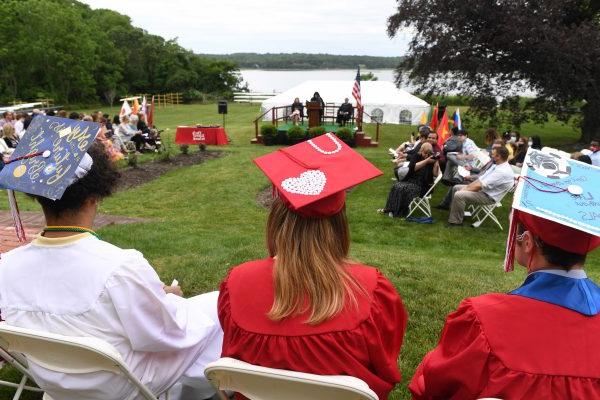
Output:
0 211 145 253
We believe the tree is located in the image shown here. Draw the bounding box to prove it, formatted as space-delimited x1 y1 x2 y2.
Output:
388 0 600 143
360 72 379 81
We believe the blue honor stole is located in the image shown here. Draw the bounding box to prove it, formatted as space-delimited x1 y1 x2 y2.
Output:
511 270 600 316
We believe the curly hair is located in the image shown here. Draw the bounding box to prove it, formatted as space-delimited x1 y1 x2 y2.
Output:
34 142 120 217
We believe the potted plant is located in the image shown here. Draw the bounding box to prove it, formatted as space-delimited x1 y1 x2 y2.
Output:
286 125 306 145
260 124 278 146
307 126 326 139
335 127 354 146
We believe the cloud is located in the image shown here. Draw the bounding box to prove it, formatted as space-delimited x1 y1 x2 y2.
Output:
79 0 410 56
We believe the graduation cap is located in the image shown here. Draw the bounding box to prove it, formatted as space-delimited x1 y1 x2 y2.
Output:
254 132 382 218
504 148 600 271
0 116 99 241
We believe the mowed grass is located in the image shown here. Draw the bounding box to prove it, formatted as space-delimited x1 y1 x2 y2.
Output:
1 103 598 400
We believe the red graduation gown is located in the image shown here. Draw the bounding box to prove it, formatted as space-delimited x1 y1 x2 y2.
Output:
218 258 407 400
410 294 600 399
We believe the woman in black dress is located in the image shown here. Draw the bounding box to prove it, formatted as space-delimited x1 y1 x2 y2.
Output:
378 142 439 218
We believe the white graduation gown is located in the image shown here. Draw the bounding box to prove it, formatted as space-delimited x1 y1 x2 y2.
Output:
0 233 222 400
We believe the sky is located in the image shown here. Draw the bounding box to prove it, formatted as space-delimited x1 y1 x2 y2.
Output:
79 0 411 57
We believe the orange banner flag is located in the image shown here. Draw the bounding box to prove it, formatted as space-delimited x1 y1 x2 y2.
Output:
429 103 439 131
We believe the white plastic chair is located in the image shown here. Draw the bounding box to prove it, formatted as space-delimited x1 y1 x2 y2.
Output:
0 346 43 399
0 323 168 400
204 357 379 400
406 174 443 219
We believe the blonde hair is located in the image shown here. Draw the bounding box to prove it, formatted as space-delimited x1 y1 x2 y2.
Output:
266 198 366 325
2 124 15 139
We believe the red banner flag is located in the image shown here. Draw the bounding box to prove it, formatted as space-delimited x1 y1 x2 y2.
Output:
436 108 450 147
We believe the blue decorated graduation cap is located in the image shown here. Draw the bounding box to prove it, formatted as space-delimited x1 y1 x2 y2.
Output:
504 148 600 271
0 116 100 200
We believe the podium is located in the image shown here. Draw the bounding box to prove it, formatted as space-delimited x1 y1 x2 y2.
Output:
306 101 322 128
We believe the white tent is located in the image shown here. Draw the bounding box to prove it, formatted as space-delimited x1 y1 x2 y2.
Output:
260 80 430 125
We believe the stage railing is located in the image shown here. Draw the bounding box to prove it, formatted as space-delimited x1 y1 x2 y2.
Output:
253 105 376 139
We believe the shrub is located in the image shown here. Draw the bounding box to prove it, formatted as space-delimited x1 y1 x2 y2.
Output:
182 89 206 103
127 152 138 168
287 125 306 140
260 124 278 138
335 127 353 142
180 144 190 155
307 126 326 138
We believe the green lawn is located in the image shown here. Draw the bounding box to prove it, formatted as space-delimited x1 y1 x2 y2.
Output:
1 103 597 399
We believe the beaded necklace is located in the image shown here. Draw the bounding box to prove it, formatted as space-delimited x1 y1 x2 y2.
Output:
43 225 100 239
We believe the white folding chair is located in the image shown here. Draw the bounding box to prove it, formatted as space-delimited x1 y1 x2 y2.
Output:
205 357 378 400
0 323 168 400
470 184 515 230
406 174 443 219
0 347 44 400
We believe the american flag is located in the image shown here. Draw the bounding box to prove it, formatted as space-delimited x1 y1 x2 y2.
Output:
352 66 361 109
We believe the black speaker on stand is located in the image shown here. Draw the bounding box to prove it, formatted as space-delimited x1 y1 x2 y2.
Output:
218 100 228 128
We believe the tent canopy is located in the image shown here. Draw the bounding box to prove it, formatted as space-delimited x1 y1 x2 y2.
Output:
261 80 430 125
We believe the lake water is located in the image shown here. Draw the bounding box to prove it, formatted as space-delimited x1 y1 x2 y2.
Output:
239 69 396 93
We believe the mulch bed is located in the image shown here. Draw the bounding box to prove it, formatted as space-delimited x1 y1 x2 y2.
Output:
117 150 224 191
256 187 274 209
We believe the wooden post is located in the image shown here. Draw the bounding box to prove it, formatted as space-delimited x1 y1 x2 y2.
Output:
376 123 380 143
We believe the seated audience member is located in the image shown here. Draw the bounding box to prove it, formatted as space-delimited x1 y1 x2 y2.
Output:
502 131 516 161
391 127 430 180
115 115 141 152
96 117 123 161
442 126 462 155
509 135 528 167
483 127 498 153
0 141 222 400
379 142 439 218
530 134 542 150
13 113 25 138
396 125 430 160
436 140 504 210
577 154 592 164
2 124 19 149
410 193 600 399
446 146 514 227
336 97 354 126
590 140 600 166
0 111 14 129
289 97 304 125
219 135 407 400
442 129 478 185
57 109 68 118
68 111 80 120
426 131 445 165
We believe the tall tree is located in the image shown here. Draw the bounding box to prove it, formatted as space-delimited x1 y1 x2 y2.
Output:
388 0 600 142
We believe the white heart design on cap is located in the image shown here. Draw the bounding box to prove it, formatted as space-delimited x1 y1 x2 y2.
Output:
281 170 326 196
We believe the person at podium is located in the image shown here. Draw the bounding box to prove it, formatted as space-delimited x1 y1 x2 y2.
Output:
336 98 354 126
310 92 325 124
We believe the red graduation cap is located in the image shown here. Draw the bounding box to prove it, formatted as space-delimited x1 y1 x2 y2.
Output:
505 209 600 271
254 133 382 218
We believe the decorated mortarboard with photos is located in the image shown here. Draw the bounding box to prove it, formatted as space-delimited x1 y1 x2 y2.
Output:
513 148 600 237
0 116 99 200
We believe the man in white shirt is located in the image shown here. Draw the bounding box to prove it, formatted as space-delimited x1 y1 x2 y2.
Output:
442 129 480 183
447 146 515 226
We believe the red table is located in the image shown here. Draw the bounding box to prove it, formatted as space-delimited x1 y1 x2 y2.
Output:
175 126 228 145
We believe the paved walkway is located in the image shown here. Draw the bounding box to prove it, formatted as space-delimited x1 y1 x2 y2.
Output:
0 211 145 253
